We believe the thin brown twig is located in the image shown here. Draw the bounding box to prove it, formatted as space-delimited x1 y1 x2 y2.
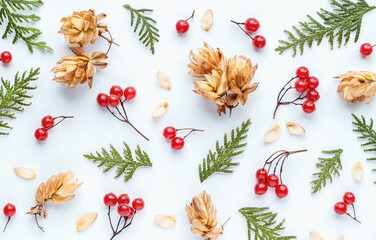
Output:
230 20 254 40
186 10 195 21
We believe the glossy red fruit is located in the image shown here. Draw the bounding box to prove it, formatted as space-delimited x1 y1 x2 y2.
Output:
127 207 135 218
307 89 320 102
275 184 288 198
256 168 268 181
343 192 356 205
108 94 120 108
296 67 310 80
118 194 130 205
307 76 319 89
3 203 16 217
35 128 48 141
124 87 136 100
97 93 109 107
117 204 131 217
0 51 12 64
360 43 373 56
176 20 189 34
334 202 347 215
132 198 145 211
254 182 268 195
110 85 123 98
253 35 266 49
103 193 117 206
266 174 279 188
163 126 176 140
171 137 185 150
302 100 316 113
295 79 308 92
244 18 260 32
41 115 54 129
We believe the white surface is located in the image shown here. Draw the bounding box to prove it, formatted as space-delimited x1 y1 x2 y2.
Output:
1 0 376 239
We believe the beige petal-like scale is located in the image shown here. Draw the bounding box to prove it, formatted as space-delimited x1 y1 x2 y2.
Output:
76 212 98 231
152 102 169 118
156 71 172 89
286 122 306 136
14 167 36 180
201 9 214 31
351 161 363 182
309 232 324 240
264 124 282 143
336 236 344 240
154 214 176 229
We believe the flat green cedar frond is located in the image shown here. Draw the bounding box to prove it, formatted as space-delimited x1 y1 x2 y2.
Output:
276 0 376 56
311 149 343 194
199 119 251 182
0 0 52 52
239 207 296 240
352 113 376 182
0 67 39 135
123 4 159 54
84 142 152 182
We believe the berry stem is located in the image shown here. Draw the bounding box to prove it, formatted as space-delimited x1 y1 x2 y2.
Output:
99 30 120 55
34 215 44 232
46 116 74 130
186 10 195 21
109 212 137 240
346 212 361 224
3 217 10 232
230 20 254 40
107 206 115 233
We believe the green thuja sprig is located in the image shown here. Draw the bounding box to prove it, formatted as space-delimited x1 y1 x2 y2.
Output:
239 207 296 240
0 68 40 135
0 0 52 52
311 149 343 194
123 4 159 54
84 142 152 182
199 119 251 182
276 0 376 56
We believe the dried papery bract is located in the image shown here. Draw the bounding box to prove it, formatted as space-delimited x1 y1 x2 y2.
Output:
27 171 82 232
309 232 324 240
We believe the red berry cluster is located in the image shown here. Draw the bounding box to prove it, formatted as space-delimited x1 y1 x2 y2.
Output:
231 18 266 49
273 66 320 119
3 203 16 232
176 10 195 34
163 126 204 150
97 86 149 141
254 149 307 199
0 51 12 64
104 193 144 239
334 192 361 223
360 43 374 56
34 115 73 141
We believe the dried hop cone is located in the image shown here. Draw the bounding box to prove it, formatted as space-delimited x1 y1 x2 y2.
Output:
335 71 376 104
59 9 108 48
52 48 108 88
186 191 224 240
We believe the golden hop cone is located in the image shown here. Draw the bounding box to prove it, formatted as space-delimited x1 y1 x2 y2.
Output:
59 9 108 48
194 70 228 103
335 71 376 104
186 191 223 240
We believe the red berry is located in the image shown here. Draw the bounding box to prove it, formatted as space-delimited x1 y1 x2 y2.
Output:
266 174 279 188
307 89 320 102
127 207 135 218
302 100 316 113
163 126 176 140
295 79 308 92
3 203 16 217
254 182 268 195
334 202 347 215
343 192 356 205
307 76 319 89
118 194 130 205
275 184 288 198
176 20 189 34
171 137 185 150
0 51 12 64
132 198 145 211
124 87 136 100
110 85 123 98
35 128 48 141
256 168 268 181
41 115 54 129
108 94 120 108
117 204 131 217
296 67 310 79
103 193 117 206
97 93 109 107
253 35 266 49
244 18 260 32
360 43 373 56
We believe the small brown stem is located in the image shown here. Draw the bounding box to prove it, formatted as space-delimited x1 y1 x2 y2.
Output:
221 217 231 229
34 215 45 232
186 10 195 21
108 206 115 233
3 217 10 232
100 30 119 55
183 129 204 139
115 216 123 233
46 116 73 131
125 120 150 141
346 212 361 224
231 20 254 40
273 76 303 119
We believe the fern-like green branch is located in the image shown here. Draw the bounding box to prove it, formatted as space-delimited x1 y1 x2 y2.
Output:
239 207 296 240
0 67 39 135
199 119 251 182
84 142 152 182
311 149 343 194
276 0 376 56
0 0 52 52
123 4 159 54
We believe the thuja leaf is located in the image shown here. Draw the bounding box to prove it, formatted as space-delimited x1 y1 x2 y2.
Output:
239 207 296 240
199 119 251 182
276 0 376 56
123 4 159 54
84 142 152 182
0 0 52 52
0 67 40 135
311 149 343 194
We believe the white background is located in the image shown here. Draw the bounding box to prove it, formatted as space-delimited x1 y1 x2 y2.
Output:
1 0 376 239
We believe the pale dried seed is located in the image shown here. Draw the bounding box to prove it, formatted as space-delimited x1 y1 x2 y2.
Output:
309 232 324 240
335 236 344 240
77 212 98 231
156 71 172 89
154 214 176 229
264 124 282 143
152 102 169 118
14 167 36 179
286 122 306 135
351 161 363 182
201 9 213 31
